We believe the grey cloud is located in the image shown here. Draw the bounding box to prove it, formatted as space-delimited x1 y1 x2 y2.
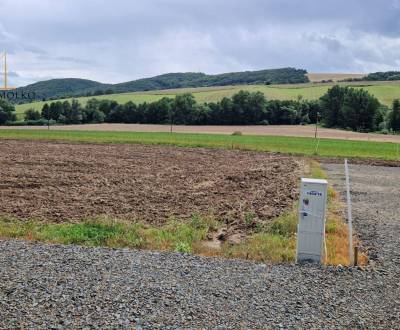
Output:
0 0 399 86
0 71 19 77
7 71 19 77
307 35 344 53
23 46 47 55
36 55 93 65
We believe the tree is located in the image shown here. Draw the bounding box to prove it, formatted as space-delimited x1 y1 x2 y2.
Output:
41 103 50 120
230 90 248 124
107 104 126 123
0 99 16 124
306 100 321 124
99 100 118 118
62 100 72 116
320 85 347 127
266 100 297 124
83 108 105 123
374 105 389 131
49 101 63 121
218 97 234 124
231 90 267 124
85 98 101 112
389 99 400 132
320 85 381 131
279 106 298 124
83 99 105 123
194 104 211 125
123 101 139 123
24 108 41 121
145 97 173 124
66 99 83 124
173 93 197 124
341 88 380 131
207 102 222 124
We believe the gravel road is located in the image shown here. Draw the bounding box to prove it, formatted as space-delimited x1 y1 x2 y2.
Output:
0 164 399 329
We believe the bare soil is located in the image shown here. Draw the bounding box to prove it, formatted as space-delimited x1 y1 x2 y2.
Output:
0 140 300 226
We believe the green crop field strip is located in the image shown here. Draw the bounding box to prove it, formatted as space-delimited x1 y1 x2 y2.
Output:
0 129 399 160
15 81 400 120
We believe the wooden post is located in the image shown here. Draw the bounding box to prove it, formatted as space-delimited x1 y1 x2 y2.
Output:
354 246 358 267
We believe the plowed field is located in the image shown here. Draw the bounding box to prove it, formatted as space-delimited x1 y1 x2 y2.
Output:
0 140 300 226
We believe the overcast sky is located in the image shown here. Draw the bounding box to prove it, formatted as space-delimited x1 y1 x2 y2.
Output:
0 0 399 86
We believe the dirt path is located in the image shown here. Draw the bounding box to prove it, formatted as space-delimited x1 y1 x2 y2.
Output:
2 124 400 143
0 164 399 328
323 164 400 271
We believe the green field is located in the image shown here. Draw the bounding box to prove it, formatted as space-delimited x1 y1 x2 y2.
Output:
0 129 399 160
15 80 400 119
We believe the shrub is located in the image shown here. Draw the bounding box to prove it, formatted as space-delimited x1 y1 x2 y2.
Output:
174 241 192 253
24 108 41 121
0 99 16 124
6 119 57 126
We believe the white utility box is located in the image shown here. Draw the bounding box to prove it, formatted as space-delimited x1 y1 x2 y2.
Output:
296 178 328 264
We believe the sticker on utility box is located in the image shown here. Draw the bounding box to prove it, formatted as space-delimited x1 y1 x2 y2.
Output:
306 190 323 197
301 198 310 217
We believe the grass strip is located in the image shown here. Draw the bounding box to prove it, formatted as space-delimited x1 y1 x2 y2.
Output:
0 129 399 160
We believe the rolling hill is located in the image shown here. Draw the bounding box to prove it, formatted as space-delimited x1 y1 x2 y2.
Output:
13 78 109 101
14 68 309 102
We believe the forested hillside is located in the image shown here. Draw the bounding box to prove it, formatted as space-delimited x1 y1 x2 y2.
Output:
13 78 109 101
15 68 309 102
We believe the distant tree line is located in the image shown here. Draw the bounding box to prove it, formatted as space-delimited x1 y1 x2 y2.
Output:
22 91 321 126
2 87 400 134
340 71 400 82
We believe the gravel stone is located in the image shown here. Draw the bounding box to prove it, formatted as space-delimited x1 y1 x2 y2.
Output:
0 163 399 329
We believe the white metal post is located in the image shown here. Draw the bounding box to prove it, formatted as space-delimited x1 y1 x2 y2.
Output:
344 159 354 265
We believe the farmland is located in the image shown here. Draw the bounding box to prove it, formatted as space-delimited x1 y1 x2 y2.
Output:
0 140 299 223
0 139 355 265
0 139 301 262
0 129 399 161
14 80 400 118
306 73 365 82
1 111 397 328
